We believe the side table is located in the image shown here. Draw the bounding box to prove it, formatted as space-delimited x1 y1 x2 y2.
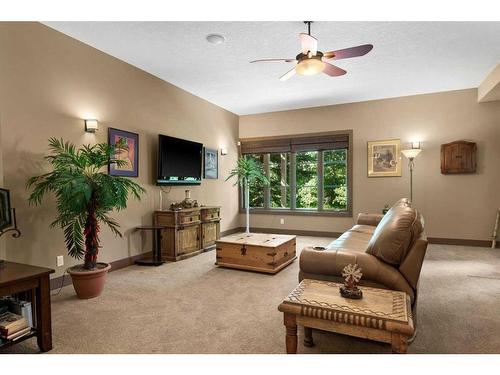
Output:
134 226 166 266
278 279 414 354
0 261 55 352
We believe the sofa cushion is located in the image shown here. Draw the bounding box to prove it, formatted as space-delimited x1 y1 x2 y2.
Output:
349 224 376 235
366 205 422 266
356 213 385 227
327 231 370 253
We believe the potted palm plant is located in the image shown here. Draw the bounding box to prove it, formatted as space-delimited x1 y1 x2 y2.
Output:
226 156 269 234
27 138 145 299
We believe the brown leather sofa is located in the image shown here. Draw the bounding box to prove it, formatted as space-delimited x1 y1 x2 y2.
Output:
299 198 427 309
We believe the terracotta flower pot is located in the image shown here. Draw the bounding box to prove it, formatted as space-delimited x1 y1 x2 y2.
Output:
67 262 111 299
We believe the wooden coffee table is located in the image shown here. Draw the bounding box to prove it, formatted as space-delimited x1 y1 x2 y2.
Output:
278 279 414 353
216 233 296 274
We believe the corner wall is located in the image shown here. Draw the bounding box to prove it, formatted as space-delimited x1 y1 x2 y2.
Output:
239 89 500 241
0 22 240 277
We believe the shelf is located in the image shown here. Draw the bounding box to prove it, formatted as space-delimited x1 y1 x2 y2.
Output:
0 328 37 350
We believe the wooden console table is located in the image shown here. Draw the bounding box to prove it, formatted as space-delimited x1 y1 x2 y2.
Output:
154 206 221 261
0 261 55 352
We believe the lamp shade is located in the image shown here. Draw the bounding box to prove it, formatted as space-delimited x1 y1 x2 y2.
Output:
401 148 421 159
296 58 324 76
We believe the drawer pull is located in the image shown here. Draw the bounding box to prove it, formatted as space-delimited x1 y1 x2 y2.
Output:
241 246 247 256
284 252 288 257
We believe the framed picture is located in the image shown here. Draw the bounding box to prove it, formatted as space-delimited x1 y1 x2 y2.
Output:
108 128 139 177
204 148 218 179
367 139 402 177
0 188 12 231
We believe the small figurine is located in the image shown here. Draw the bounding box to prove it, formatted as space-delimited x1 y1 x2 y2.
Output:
169 190 201 210
382 204 390 214
182 189 193 208
170 202 183 211
340 263 363 299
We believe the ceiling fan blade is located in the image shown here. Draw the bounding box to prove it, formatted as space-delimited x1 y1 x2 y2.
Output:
323 62 347 77
299 33 318 55
279 67 296 81
323 44 373 60
250 58 296 63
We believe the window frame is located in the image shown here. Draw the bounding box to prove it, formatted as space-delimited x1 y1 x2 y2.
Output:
238 130 353 218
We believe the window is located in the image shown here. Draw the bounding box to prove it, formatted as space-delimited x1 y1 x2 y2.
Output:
269 153 290 208
246 154 265 208
241 131 352 216
323 149 348 211
296 151 318 209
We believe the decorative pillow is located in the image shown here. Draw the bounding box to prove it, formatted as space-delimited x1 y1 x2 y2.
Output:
366 205 421 266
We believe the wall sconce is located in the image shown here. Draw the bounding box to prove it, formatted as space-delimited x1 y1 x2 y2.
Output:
85 119 98 133
220 147 228 156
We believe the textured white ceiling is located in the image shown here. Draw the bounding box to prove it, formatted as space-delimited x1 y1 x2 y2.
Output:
44 22 500 115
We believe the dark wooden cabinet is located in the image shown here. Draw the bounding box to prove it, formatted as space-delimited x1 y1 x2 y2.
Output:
154 206 220 261
441 140 476 174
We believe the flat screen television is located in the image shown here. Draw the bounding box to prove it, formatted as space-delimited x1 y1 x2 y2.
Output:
157 135 203 185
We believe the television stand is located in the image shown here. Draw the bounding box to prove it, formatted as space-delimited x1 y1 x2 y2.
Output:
154 206 221 261
134 226 166 266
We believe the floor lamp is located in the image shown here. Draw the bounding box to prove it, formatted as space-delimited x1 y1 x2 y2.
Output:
401 143 422 202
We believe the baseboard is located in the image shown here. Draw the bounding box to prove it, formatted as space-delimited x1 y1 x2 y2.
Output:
50 272 73 291
110 251 153 270
427 237 500 248
228 226 342 238
220 227 243 237
50 251 152 291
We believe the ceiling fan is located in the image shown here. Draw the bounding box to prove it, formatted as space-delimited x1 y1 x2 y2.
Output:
250 21 373 81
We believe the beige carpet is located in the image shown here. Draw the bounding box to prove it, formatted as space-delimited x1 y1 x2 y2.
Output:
3 236 500 354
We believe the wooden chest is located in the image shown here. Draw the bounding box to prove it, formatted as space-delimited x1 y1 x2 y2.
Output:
216 233 297 274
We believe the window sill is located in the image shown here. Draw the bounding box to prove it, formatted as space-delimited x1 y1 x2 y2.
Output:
239 208 353 218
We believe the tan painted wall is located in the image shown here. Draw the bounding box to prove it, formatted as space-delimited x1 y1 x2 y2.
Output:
0 22 239 277
239 89 500 241
0 115 5 260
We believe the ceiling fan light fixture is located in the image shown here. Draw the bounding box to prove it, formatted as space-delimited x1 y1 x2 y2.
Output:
296 58 324 76
250 21 373 81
